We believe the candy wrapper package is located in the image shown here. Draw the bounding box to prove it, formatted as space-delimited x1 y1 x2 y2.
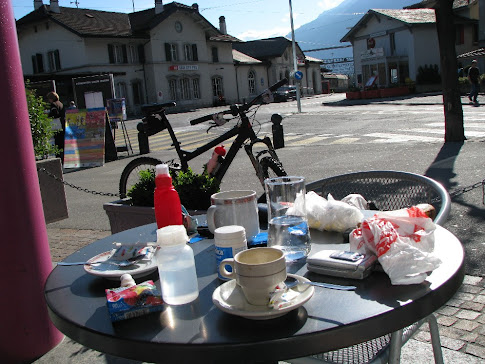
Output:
349 206 441 285
106 280 164 322
305 192 364 232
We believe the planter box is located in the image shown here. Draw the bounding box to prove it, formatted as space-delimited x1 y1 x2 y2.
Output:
37 158 68 224
103 199 206 234
103 199 155 234
361 89 380 99
379 87 409 98
346 91 361 100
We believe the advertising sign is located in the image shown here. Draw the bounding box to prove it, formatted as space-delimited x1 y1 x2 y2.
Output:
63 108 106 168
107 98 126 124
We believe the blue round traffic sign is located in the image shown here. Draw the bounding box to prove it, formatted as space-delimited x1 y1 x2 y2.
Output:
294 71 303 80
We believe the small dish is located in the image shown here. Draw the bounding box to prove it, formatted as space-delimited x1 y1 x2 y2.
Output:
212 273 314 320
83 247 157 280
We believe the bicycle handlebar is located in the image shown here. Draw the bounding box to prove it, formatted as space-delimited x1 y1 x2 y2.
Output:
189 78 288 125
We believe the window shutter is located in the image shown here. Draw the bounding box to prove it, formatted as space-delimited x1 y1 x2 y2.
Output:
122 45 128 63
36 53 44 73
108 44 115 63
54 49 61 70
192 44 198 61
212 47 219 63
32 55 38 74
138 44 145 63
165 43 172 61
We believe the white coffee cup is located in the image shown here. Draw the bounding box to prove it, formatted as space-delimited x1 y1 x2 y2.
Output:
219 247 287 306
207 190 260 242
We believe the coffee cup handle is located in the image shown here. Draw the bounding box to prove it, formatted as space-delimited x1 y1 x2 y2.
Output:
219 258 236 279
207 205 217 233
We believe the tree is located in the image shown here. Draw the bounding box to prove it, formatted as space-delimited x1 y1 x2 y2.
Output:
433 0 466 142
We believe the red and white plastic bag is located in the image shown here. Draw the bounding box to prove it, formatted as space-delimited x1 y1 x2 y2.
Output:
349 206 441 285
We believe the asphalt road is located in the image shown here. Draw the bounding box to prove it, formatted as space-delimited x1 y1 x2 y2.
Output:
52 92 485 276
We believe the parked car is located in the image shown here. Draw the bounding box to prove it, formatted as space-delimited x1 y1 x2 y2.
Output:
273 86 297 102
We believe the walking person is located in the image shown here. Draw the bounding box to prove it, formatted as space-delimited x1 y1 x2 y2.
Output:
46 91 66 163
468 59 480 105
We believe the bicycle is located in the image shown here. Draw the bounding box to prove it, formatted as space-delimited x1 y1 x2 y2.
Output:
119 78 289 199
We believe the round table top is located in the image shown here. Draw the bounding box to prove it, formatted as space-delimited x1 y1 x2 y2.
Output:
44 223 464 363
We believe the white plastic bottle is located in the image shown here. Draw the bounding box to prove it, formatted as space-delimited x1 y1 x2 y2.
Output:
214 225 247 280
156 225 199 305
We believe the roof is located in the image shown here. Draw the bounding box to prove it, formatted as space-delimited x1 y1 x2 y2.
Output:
305 55 324 63
233 37 295 60
405 0 472 10
232 50 262 64
457 47 485 59
340 9 436 42
16 2 239 41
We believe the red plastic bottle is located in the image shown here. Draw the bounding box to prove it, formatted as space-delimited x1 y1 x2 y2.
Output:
154 164 183 228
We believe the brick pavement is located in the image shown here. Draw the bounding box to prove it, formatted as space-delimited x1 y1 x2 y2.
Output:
45 227 485 362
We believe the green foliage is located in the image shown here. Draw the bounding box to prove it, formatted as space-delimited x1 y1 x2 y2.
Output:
127 169 156 207
416 64 441 85
26 81 59 159
173 168 221 210
127 167 221 210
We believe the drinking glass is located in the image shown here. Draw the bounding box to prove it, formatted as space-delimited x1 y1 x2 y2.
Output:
264 176 311 262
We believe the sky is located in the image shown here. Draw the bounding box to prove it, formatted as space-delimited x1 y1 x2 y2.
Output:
12 0 345 41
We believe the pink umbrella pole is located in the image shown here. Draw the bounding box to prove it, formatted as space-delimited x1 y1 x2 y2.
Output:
0 1 63 361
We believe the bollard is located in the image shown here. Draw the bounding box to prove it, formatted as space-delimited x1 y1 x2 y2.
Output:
137 122 150 154
271 113 284 149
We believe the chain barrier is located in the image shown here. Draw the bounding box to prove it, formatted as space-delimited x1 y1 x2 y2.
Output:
37 167 119 198
38 166 485 204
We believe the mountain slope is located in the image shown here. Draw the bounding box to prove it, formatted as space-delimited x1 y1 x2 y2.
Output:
293 0 419 68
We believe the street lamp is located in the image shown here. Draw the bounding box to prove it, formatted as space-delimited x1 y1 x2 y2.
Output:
289 0 302 113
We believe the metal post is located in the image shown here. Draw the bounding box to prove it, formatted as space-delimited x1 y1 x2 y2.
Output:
289 0 302 113
0 1 63 361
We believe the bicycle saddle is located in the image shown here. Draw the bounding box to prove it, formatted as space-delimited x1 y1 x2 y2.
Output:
141 102 176 115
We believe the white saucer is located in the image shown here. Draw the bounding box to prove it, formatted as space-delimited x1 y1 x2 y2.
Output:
212 274 314 320
83 250 157 280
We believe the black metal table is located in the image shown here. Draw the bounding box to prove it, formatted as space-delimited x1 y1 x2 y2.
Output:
44 223 464 363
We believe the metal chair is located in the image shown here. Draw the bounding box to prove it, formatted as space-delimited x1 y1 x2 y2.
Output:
289 170 451 364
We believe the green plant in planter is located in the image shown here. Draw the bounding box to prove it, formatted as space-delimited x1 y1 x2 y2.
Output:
127 169 156 207
173 168 220 210
25 81 59 159
127 167 220 210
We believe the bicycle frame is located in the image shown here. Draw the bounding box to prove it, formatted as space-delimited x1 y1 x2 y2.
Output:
158 106 275 185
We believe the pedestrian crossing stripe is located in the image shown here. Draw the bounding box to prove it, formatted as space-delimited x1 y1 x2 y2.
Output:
330 137 361 144
287 136 330 146
365 132 442 143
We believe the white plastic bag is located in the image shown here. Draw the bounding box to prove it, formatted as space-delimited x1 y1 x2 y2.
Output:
349 206 441 285
305 192 364 232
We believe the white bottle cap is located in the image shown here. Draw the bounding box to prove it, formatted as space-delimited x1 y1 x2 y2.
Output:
120 273 136 287
214 225 246 244
157 225 189 246
156 164 169 176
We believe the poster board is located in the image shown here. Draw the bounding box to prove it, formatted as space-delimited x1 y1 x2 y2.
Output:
107 98 126 126
63 108 106 168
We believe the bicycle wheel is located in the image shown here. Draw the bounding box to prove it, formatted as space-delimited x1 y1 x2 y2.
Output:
260 156 286 179
119 157 162 198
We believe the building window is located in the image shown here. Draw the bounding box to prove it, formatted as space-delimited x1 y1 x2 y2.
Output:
390 33 396 55
211 47 219 63
184 44 198 61
455 24 464 45
473 24 479 45
127 45 139 64
165 43 178 61
192 78 200 99
212 77 223 98
169 79 177 100
132 81 143 105
108 44 127 64
32 53 44 73
248 70 256 94
116 82 128 101
47 50 61 71
181 78 191 100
